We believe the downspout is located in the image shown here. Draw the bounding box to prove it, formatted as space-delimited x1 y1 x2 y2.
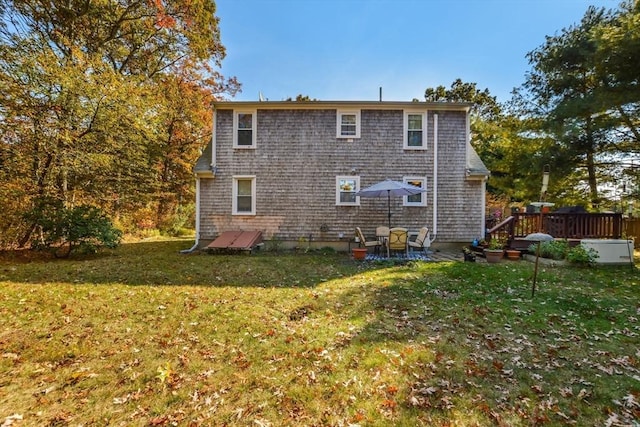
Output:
181 108 215 254
211 107 217 175
480 177 487 239
432 113 438 238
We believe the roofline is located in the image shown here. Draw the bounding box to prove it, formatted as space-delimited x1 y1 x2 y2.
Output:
211 100 471 112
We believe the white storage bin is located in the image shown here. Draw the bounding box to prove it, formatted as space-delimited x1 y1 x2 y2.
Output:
580 239 634 265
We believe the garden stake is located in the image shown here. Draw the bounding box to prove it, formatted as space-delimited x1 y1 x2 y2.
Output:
531 240 541 298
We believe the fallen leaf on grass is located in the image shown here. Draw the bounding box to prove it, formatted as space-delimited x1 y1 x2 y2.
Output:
381 399 396 409
1 353 19 361
386 385 398 395
577 388 591 400
559 387 573 397
1 414 23 427
531 384 544 394
149 415 168 425
113 394 130 405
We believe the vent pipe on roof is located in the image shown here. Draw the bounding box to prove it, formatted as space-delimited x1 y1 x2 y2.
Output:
379 87 382 102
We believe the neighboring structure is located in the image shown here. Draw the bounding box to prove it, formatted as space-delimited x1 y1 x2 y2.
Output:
194 101 490 249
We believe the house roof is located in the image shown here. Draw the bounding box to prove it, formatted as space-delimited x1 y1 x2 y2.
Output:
212 100 471 112
194 141 213 175
467 144 490 178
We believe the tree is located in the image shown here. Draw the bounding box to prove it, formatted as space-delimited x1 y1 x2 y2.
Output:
284 94 318 101
0 0 240 247
591 1 640 146
516 3 640 209
425 78 501 121
424 80 534 203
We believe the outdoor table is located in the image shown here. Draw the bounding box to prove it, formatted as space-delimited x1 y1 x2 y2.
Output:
376 228 389 254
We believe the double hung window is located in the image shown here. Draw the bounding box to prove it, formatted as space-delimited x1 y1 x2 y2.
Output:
403 177 427 206
233 110 256 148
336 110 361 139
233 176 256 215
336 176 360 206
404 111 427 149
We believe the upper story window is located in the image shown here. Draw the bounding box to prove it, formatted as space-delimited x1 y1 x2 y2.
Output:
233 175 256 215
336 176 360 206
233 110 257 148
336 110 361 139
404 111 427 150
403 176 427 206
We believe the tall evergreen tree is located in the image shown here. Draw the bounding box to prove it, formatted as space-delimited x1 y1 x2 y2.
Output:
516 2 640 209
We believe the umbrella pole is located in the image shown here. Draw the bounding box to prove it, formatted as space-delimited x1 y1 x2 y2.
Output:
387 191 391 228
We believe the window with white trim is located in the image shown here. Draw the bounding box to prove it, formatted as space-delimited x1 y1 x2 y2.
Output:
233 175 256 215
233 110 256 148
404 111 427 149
403 176 427 206
336 176 360 206
336 110 361 139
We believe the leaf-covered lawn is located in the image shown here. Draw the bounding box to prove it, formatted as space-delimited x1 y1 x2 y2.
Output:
0 240 638 426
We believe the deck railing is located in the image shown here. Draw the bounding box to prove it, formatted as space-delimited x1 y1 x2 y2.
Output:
487 213 624 247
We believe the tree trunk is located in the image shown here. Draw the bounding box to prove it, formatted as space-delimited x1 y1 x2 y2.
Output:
18 152 55 248
586 150 599 209
584 120 599 209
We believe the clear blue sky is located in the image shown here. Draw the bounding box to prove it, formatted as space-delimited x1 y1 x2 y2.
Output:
215 0 618 104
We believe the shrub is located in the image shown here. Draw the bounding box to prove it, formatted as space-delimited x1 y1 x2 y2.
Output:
24 199 122 258
528 239 569 260
265 237 284 252
566 245 599 266
162 203 195 237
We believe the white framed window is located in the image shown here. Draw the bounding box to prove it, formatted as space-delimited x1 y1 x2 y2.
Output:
233 110 257 148
403 111 427 149
233 175 256 215
403 176 427 206
336 110 361 139
336 176 360 206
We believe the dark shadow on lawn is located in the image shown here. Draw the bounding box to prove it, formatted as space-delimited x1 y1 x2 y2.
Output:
0 239 395 288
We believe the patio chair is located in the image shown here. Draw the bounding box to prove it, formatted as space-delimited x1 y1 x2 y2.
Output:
387 227 408 257
408 227 434 253
355 227 382 254
376 226 390 246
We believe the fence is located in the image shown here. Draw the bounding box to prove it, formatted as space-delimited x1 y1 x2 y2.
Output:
625 218 640 248
487 213 625 248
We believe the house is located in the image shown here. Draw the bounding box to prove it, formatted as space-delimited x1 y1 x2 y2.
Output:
193 100 490 250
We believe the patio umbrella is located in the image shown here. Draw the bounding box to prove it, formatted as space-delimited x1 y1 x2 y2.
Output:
356 179 426 228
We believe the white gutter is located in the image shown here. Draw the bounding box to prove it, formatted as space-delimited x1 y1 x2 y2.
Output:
480 178 487 238
195 177 200 244
182 109 213 254
211 108 217 175
432 113 438 237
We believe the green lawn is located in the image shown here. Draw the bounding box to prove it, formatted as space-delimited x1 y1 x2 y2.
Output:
1 240 638 426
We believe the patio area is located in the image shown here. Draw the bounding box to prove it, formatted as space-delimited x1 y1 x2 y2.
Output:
359 249 464 262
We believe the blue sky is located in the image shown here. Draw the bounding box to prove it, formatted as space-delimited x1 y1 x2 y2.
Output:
215 0 618 104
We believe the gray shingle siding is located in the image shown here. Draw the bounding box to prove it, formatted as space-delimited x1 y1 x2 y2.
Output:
196 102 488 246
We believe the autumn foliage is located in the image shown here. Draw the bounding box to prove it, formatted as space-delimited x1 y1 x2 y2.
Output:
0 0 240 248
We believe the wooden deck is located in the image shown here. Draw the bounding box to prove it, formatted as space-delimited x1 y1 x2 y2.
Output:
487 212 624 249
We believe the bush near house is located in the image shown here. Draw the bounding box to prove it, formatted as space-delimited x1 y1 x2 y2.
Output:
528 239 599 266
